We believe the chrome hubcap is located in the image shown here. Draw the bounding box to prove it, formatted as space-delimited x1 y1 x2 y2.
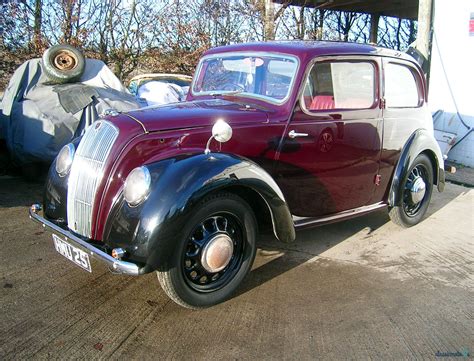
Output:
183 214 244 291
403 164 429 217
201 234 234 273
410 176 426 204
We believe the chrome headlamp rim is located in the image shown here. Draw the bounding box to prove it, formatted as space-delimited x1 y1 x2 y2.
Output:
56 143 75 177
123 166 152 207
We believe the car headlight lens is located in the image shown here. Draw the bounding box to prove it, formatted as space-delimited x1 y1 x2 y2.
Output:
55 143 75 177
124 166 151 206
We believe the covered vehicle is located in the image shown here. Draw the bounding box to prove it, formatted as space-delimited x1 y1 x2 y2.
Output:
30 41 445 309
128 73 192 105
0 46 140 166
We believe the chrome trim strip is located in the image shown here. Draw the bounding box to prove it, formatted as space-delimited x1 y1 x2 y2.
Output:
121 112 149 134
293 202 387 228
29 206 141 276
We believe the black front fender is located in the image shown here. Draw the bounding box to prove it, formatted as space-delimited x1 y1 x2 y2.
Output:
103 152 295 272
389 129 445 207
43 137 82 226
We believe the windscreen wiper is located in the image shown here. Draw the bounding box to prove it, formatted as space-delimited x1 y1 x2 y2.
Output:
210 90 244 97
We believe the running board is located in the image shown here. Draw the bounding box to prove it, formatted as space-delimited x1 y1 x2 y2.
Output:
293 203 387 229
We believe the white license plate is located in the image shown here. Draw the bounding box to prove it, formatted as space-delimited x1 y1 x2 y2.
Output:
52 234 92 272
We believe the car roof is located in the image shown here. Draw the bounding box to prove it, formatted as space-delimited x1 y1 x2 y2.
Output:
203 41 417 65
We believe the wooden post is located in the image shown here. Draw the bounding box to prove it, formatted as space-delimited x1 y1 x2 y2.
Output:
417 0 434 89
417 0 433 60
370 13 380 43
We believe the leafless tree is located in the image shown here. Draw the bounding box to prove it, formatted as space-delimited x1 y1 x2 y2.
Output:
334 11 361 41
0 0 419 90
378 16 417 51
1 0 45 52
351 13 370 43
308 8 325 40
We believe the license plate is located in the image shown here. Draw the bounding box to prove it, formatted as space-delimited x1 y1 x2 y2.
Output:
52 234 92 272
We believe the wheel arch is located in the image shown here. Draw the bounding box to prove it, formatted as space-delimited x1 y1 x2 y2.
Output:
103 152 295 273
219 184 273 235
181 181 295 244
388 129 445 207
420 148 440 186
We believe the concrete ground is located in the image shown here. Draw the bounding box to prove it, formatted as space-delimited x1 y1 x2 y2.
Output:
0 176 472 360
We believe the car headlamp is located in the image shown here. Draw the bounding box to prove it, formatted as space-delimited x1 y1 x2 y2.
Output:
56 143 75 177
124 166 151 206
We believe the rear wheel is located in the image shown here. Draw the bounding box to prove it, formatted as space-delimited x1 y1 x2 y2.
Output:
389 153 433 227
157 192 257 309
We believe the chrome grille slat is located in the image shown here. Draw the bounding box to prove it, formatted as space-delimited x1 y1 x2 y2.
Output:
67 121 119 237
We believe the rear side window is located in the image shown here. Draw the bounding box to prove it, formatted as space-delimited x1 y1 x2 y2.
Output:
302 61 376 111
385 63 421 108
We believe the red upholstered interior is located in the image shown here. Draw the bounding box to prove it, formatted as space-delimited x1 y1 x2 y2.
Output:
309 95 335 110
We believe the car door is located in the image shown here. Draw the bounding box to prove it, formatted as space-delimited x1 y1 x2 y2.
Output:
274 56 383 217
372 58 427 203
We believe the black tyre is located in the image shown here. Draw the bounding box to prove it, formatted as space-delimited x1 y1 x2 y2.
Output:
389 153 434 227
41 44 85 84
157 192 257 309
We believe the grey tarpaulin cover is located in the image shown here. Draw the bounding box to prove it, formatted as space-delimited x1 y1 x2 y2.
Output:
0 58 140 165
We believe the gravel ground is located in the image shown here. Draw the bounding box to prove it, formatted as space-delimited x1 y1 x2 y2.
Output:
0 176 472 360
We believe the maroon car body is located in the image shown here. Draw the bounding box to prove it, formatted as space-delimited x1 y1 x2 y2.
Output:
31 41 445 308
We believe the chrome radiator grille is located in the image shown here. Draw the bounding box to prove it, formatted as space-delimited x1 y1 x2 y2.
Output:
67 121 119 238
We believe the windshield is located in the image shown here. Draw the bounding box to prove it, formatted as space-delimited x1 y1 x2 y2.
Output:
192 53 299 104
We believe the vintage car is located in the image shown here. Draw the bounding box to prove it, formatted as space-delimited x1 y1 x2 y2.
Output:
30 41 445 309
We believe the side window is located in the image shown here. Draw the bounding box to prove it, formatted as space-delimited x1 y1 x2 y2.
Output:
265 59 298 100
385 63 421 108
303 61 376 111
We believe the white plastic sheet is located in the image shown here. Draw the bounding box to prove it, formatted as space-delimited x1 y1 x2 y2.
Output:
137 81 185 106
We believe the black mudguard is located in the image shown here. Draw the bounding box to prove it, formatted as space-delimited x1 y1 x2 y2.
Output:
43 137 82 227
43 158 69 225
389 129 445 207
103 152 295 273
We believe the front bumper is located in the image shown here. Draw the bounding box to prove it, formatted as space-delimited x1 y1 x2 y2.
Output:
29 204 144 276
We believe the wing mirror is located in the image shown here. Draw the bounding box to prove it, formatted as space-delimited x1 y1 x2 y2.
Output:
205 119 233 154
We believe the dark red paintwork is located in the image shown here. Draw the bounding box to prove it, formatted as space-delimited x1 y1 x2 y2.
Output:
91 41 430 240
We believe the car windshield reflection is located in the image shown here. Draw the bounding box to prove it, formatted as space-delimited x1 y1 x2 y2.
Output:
192 53 298 104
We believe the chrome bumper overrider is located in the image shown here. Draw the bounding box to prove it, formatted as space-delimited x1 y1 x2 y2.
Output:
29 204 142 276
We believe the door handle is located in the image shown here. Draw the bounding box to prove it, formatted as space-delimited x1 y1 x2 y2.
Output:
288 130 309 139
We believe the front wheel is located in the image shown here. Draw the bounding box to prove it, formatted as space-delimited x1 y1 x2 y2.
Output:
157 192 257 309
389 153 434 227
